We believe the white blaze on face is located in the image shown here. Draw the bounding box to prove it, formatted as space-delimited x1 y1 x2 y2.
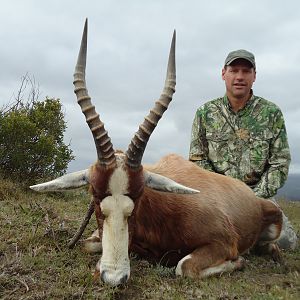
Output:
99 165 134 286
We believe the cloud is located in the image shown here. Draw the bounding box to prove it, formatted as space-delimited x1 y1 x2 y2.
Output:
1 0 300 175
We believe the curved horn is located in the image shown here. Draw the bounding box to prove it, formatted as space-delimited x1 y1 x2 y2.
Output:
29 169 90 192
73 19 116 167
126 31 176 169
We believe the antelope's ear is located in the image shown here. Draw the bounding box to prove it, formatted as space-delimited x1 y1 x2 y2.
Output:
30 169 90 192
144 171 199 194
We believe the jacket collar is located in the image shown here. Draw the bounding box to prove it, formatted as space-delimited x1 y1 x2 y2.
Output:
223 90 255 115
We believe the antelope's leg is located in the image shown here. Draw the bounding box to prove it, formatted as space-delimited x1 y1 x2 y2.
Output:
175 244 244 279
83 229 102 253
253 242 282 262
254 199 283 262
254 222 283 262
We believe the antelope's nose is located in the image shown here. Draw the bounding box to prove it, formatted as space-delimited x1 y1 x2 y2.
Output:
119 274 128 284
100 270 129 286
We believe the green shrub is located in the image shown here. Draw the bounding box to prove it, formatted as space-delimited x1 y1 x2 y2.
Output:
0 98 74 184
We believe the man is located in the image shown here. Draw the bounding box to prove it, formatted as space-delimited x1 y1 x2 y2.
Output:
189 49 298 250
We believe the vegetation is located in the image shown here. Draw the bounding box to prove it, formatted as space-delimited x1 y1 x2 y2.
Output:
0 179 299 299
0 75 74 184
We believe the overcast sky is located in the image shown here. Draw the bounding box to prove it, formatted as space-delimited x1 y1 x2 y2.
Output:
1 0 300 175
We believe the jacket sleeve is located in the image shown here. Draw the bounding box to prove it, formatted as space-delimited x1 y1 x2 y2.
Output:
253 110 291 198
189 109 214 171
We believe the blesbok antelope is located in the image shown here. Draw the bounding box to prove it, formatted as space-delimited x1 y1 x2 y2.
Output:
30 19 283 286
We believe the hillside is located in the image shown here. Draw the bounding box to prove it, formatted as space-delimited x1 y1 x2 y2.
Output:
277 173 300 201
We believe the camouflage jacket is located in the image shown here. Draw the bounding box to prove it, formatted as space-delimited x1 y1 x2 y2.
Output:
189 93 291 198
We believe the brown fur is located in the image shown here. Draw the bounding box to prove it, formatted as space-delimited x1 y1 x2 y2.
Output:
90 153 282 277
126 166 145 200
89 163 114 202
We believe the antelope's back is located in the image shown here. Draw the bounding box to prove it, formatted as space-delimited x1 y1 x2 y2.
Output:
144 153 264 252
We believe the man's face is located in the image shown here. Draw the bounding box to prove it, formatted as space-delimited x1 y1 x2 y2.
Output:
222 59 256 100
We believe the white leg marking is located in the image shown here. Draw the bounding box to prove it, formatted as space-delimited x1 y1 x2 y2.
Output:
259 223 280 243
267 224 280 240
84 229 102 253
201 257 244 278
175 254 192 276
84 237 102 253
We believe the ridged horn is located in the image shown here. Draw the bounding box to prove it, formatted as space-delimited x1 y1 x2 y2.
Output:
73 19 116 167
125 31 176 169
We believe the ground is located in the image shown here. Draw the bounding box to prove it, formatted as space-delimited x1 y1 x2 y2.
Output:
0 179 299 299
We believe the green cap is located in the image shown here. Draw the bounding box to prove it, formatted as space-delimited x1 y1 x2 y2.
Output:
224 49 256 69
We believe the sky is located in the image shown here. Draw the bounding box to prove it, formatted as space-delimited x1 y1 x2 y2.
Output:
1 0 300 174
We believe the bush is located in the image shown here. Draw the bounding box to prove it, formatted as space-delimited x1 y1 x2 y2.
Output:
0 98 74 184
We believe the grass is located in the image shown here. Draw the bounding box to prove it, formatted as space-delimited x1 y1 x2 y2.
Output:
0 178 299 299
